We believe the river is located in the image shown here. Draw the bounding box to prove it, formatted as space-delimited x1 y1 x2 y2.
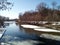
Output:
0 21 60 45
0 21 43 45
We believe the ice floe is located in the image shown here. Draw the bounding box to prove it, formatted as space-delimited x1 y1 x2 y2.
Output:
21 24 60 32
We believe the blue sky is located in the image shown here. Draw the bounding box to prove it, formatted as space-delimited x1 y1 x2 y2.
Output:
0 0 60 19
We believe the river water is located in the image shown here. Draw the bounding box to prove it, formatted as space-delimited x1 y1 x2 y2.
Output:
0 21 43 45
0 21 60 45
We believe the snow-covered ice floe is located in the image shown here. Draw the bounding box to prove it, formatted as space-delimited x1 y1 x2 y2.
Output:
34 29 60 32
21 25 45 29
0 28 6 38
40 34 60 41
21 24 60 32
1 40 43 45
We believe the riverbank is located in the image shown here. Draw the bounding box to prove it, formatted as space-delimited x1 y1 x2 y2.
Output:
18 21 60 30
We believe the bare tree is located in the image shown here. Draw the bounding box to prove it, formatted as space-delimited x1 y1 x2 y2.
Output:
52 1 57 10
0 0 13 27
0 0 13 10
36 2 47 12
52 1 57 21
36 2 48 24
57 5 60 11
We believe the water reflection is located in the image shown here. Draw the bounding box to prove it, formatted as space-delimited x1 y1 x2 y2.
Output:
4 23 9 26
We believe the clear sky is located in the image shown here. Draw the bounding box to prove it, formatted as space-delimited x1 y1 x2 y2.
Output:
0 0 60 19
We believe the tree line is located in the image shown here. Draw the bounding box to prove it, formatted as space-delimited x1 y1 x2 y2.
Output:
19 1 60 22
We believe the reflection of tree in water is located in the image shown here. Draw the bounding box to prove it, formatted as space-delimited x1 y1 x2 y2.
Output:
0 19 4 27
0 20 9 28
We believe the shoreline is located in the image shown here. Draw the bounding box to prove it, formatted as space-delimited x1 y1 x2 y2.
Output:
20 24 60 36
20 24 60 42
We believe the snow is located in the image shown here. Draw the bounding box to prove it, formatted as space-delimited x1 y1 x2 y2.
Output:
21 25 45 29
1 40 41 45
40 34 60 41
21 24 60 32
0 28 6 38
34 29 60 32
0 28 5 30
0 34 2 38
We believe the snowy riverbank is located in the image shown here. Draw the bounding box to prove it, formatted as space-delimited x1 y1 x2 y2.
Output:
21 24 60 32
